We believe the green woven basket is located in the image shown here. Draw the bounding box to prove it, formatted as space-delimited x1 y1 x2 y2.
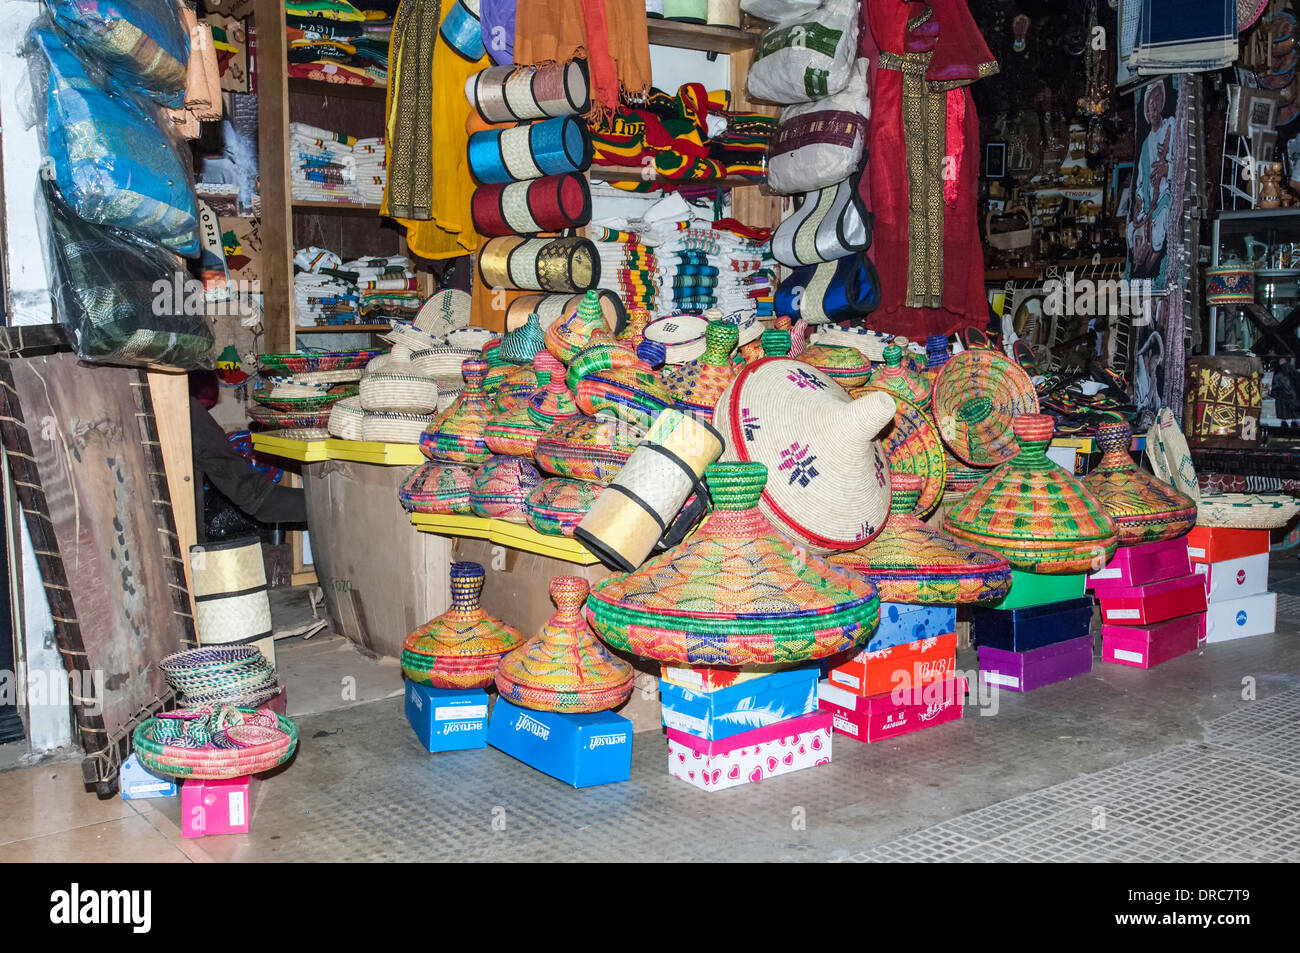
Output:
131 710 298 781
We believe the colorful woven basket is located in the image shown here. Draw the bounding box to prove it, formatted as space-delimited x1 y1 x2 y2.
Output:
511 289 627 337
798 343 872 389
568 344 673 428
258 349 383 374
467 114 592 185
585 462 880 665
828 474 1012 604
660 320 739 422
398 461 475 514
542 289 617 363
470 455 543 523
866 343 931 409
1083 421 1197 545
495 576 634 713
421 358 494 464
945 414 1119 573
247 404 330 430
477 235 600 293
498 311 546 364
526 351 580 428
534 414 642 483
491 365 540 411
467 60 591 123
809 324 893 361
857 387 947 519
714 358 896 554
932 348 1039 467
132 708 297 780
484 399 550 457
525 478 605 537
402 562 526 690
471 173 592 237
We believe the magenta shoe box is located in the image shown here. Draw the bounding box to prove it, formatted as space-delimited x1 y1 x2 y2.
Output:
1087 537 1192 596
181 776 258 838
1101 614 1202 668
818 677 965 743
978 634 1093 693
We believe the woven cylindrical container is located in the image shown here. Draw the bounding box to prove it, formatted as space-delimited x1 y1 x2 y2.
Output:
447 326 499 351
932 347 1039 467
1083 421 1197 545
644 313 709 364
491 365 540 411
470 455 543 523
867 343 932 409
828 474 1012 604
526 351 580 428
363 411 438 444
484 375 551 457
411 346 479 379
421 358 494 464
189 537 275 667
568 344 673 428
1205 260 1255 306
402 562 525 689
327 395 365 441
471 173 592 237
945 414 1119 573
534 414 642 484
525 478 604 537
660 320 739 421
467 114 592 184
798 343 872 389
398 461 475 514
359 371 440 414
477 235 600 293
713 358 896 554
586 462 880 665
855 386 946 519
495 576 634 713
466 60 591 124
575 408 724 571
508 288 628 337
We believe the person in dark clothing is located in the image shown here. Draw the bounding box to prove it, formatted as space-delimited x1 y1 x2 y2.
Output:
189 371 306 541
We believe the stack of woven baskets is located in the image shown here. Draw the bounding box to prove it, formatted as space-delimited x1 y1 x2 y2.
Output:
252 350 378 437
159 645 283 709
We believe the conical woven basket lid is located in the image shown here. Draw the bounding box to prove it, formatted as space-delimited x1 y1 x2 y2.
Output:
403 563 525 659
713 358 896 554
1084 421 1197 545
868 344 932 408
829 474 1012 604
661 321 739 419
856 385 946 518
585 462 880 665
492 364 541 412
946 414 1118 574
484 362 551 455
495 576 633 713
527 352 579 427
421 358 494 464
499 312 545 365
544 290 615 364
932 348 1039 467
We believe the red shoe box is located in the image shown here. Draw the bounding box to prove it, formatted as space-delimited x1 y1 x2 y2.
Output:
1101 614 1202 668
1098 573 1208 626
819 677 965 743
1184 526 1269 565
1087 537 1191 595
827 632 957 697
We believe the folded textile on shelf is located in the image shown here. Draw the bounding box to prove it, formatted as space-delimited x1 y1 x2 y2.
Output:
290 122 387 205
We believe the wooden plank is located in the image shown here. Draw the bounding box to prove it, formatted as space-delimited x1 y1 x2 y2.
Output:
254 0 295 354
147 369 197 621
646 18 761 54
292 201 384 215
288 77 388 102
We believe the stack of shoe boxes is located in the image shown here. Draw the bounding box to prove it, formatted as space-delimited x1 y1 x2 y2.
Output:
1186 526 1277 643
973 571 1094 692
1089 537 1205 667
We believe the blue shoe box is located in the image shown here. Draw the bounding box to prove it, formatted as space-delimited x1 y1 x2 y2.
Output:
487 698 632 787
868 603 957 652
658 665 818 741
971 597 1093 653
119 753 177 800
405 681 489 752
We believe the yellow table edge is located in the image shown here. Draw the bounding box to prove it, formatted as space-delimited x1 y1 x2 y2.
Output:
410 513 600 564
250 433 329 462
324 438 425 465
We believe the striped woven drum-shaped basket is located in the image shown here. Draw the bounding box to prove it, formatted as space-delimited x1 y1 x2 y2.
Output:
189 537 275 667
399 461 475 514
327 396 365 441
363 411 438 444
470 455 543 523
467 60 590 123
535 414 642 484
945 414 1118 573
472 173 591 237
411 347 479 379
525 478 604 537
932 348 1038 467
477 236 600 293
585 462 880 665
359 372 440 413
575 408 724 571
495 576 633 713
798 343 871 389
714 358 896 554
467 114 592 184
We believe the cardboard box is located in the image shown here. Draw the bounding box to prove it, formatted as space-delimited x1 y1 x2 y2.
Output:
1193 552 1269 603
994 570 1087 610
1204 592 1278 644
1184 526 1270 564
1101 614 1202 668
666 711 832 791
867 603 957 652
405 682 489 752
658 666 818 741
828 632 957 697
487 698 632 787
1098 573 1208 626
660 664 771 694
970 597 1093 653
1087 537 1191 592
181 776 258 837
819 676 965 743
119 754 177 800
978 634 1093 693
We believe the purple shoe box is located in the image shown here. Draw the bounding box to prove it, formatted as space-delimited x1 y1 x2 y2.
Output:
977 634 1094 693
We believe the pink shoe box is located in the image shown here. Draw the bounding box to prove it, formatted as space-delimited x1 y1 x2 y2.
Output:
1087 537 1192 595
1101 614 1202 668
1098 573 1208 626
1193 552 1269 604
180 776 258 838
666 712 832 792
818 677 965 744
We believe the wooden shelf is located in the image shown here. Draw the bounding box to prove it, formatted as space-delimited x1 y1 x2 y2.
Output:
589 165 766 189
293 324 393 333
292 200 384 215
411 513 601 565
646 18 762 54
288 77 387 102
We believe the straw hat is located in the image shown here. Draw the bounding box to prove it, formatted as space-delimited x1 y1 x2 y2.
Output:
713 358 897 554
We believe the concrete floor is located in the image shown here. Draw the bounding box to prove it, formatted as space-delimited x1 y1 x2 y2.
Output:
1 566 1298 862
